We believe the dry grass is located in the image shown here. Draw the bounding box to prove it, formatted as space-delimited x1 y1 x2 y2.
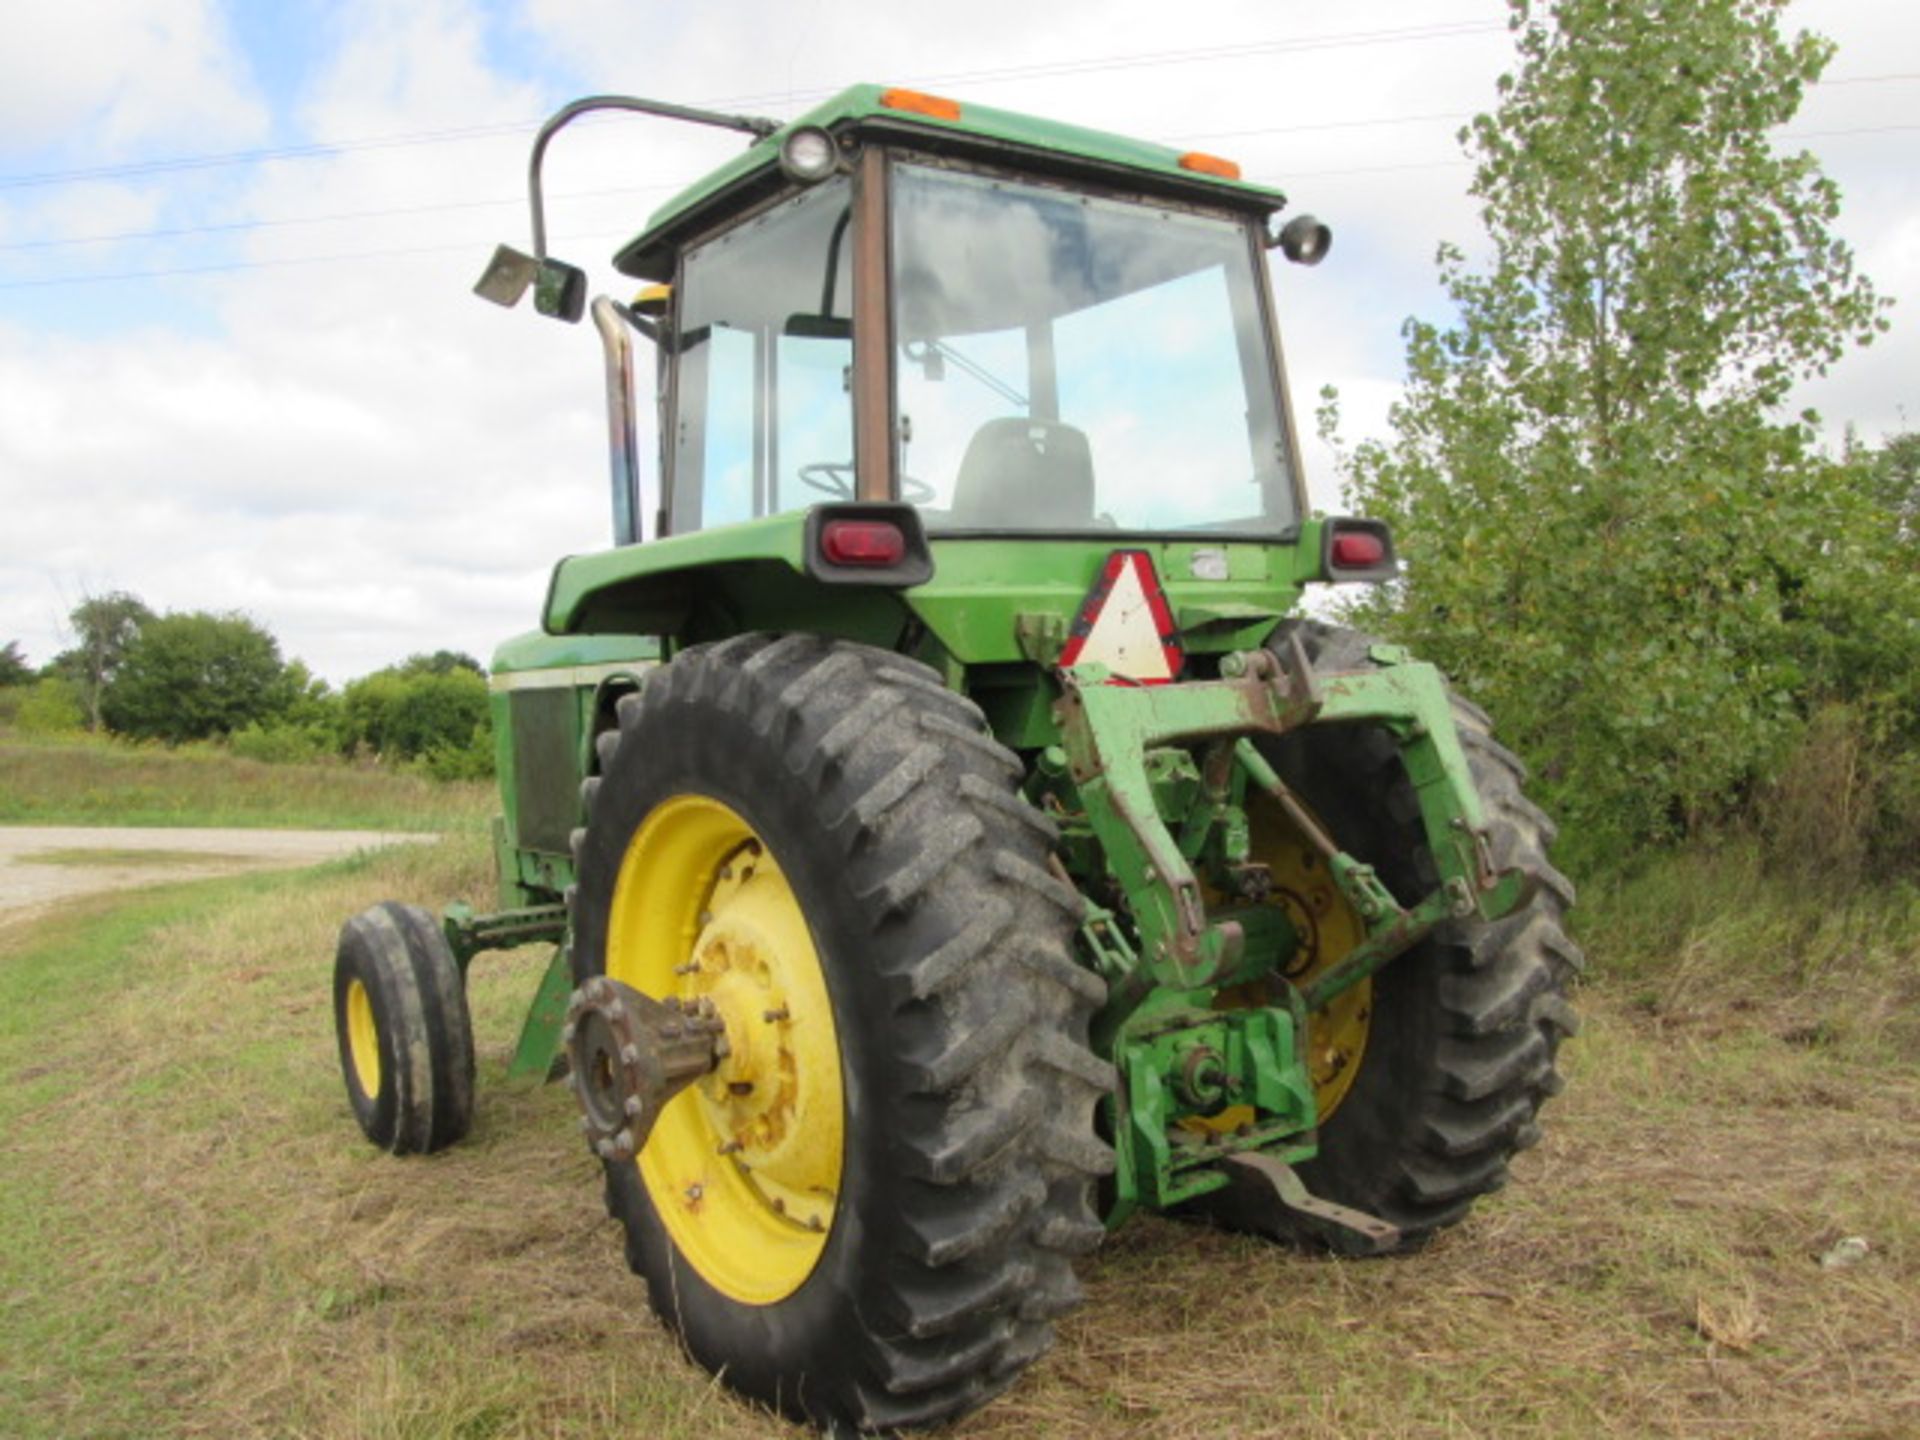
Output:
0 732 491 830
2 839 1917 1439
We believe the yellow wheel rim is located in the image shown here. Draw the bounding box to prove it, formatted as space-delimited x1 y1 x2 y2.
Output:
1254 797 1372 1121
607 794 844 1305
1202 795 1372 1125
345 978 381 1099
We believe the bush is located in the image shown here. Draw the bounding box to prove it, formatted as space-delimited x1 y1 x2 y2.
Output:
12 677 85 736
229 721 336 766
339 667 490 766
1760 701 1920 885
418 726 495 783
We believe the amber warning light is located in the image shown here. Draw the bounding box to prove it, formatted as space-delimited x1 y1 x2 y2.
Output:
878 88 963 122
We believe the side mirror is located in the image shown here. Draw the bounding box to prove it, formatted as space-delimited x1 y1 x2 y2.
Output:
472 244 588 323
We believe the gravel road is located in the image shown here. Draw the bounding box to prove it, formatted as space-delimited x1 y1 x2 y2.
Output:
0 826 439 927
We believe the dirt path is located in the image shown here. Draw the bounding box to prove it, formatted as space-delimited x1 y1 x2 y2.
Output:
0 826 439 927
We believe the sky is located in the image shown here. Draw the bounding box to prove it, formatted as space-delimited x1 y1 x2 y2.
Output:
1 0 1914 684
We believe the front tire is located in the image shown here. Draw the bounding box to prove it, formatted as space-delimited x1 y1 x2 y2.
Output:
570 634 1113 1433
333 901 475 1155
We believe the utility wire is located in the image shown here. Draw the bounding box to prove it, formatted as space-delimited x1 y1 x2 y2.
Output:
8 114 1912 287
0 232 629 291
0 19 1532 192
13 89 1916 259
14 110 1909 292
0 183 676 252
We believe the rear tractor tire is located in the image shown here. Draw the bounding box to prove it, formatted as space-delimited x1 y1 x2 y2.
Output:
333 901 476 1155
1223 620 1582 1250
569 634 1113 1433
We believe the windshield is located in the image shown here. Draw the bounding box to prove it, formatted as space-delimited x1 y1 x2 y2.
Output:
890 163 1297 535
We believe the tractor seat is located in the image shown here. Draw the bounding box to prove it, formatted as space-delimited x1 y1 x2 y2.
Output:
947 418 1096 528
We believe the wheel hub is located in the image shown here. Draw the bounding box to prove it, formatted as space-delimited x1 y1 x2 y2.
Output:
678 866 838 1229
564 976 727 1161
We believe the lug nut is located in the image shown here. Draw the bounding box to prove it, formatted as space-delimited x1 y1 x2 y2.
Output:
624 1096 643 1117
673 961 701 976
620 1044 641 1065
763 1006 790 1023
717 1139 742 1155
730 1081 753 1096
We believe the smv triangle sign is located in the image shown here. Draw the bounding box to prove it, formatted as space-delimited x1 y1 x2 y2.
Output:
1058 549 1185 684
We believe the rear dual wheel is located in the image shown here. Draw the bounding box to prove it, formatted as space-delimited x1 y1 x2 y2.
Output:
569 635 1114 1433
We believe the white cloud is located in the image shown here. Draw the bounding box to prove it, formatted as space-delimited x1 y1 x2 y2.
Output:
0 0 266 155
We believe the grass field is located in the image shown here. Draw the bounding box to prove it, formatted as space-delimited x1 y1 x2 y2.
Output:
0 732 492 830
1 834 1916 1438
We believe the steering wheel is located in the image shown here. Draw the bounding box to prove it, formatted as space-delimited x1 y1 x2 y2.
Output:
798 460 937 505
799 461 856 499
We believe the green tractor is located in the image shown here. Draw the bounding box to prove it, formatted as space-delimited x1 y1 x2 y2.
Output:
332 84 1579 1433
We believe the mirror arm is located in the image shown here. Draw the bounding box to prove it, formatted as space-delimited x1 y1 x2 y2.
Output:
526 96 783 261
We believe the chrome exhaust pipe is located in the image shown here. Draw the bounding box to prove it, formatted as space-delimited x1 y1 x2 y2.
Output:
590 295 643 545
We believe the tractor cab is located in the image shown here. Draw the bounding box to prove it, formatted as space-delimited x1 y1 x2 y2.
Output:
478 85 1336 566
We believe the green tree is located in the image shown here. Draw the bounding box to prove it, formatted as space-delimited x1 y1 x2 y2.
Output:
1868 429 1920 536
58 592 154 731
400 649 485 677
101 611 295 743
1326 0 1890 862
0 641 30 688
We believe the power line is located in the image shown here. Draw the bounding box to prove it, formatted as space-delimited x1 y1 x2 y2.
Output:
17 88 1916 260
0 20 1517 192
0 182 676 252
1265 120 1920 185
6 113 1915 284
0 232 628 291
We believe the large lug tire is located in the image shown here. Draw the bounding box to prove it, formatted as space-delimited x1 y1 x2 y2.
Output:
1255 619 1582 1248
333 901 476 1155
569 634 1113 1433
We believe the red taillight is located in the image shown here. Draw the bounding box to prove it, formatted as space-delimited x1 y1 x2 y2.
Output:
820 519 906 567
1330 530 1387 569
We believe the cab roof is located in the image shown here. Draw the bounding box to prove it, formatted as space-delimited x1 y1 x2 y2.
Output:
612 83 1289 282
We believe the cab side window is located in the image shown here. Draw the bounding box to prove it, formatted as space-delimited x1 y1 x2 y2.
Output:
670 179 854 534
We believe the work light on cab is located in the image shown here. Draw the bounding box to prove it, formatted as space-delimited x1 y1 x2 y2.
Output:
779 125 838 183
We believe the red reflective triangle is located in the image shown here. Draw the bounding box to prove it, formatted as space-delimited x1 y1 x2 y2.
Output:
1058 549 1185 684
